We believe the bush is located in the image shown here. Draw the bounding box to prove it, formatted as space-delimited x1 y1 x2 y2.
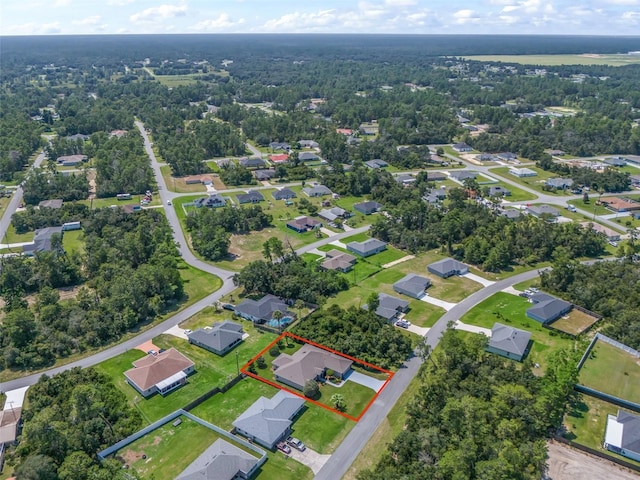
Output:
303 379 319 399
256 356 267 369
269 346 280 357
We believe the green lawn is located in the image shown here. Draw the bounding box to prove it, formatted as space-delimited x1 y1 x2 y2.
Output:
61 229 84 254
492 182 537 202
568 198 616 216
403 300 446 328
2 224 33 243
563 394 640 468
114 416 228 480
459 292 574 372
341 232 373 244
78 195 161 209
489 166 570 196
579 340 640 402
178 262 223 306
160 165 207 193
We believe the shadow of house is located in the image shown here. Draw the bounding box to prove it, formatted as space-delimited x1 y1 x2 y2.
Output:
486 323 532 362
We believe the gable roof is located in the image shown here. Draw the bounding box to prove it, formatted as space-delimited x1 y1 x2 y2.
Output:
124 349 194 392
319 207 346 221
177 438 259 480
449 170 478 181
510 167 537 176
234 294 289 322
38 199 63 209
273 188 297 200
526 204 559 217
239 157 266 168
188 321 243 353
374 293 409 320
353 201 382 213
393 274 431 297
194 194 226 208
488 323 531 357
232 390 305 447
272 344 353 388
546 178 574 188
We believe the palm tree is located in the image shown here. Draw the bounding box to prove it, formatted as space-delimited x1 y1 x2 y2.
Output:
273 310 284 332
330 393 346 412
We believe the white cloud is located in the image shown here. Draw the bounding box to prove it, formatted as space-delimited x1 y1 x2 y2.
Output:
72 15 102 26
262 9 337 31
385 0 418 6
130 4 187 23
621 9 640 19
606 0 639 4
452 9 481 24
3 21 62 34
53 0 71 6
107 0 135 5
190 13 245 31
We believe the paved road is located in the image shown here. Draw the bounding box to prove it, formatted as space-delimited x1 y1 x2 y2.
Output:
245 142 263 158
0 149 47 243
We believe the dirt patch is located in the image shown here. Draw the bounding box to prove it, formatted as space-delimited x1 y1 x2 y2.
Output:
135 339 160 353
546 440 639 480
87 169 97 200
549 309 599 336
211 175 226 191
0 285 82 320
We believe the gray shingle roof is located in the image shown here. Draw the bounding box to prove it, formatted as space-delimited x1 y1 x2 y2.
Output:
273 188 297 200
272 344 353 389
449 170 478 181
617 410 640 454
488 323 531 357
234 295 289 322
236 190 264 204
177 438 259 480
427 258 467 276
188 321 243 353
232 391 304 448
346 238 387 256
373 293 409 320
22 226 63 255
526 292 572 323
393 274 431 297
353 201 382 214
302 185 332 197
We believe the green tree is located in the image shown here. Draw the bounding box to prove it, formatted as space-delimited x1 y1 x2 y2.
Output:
303 380 320 399
330 393 347 412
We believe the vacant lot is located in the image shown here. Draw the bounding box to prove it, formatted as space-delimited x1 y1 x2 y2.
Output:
462 54 640 66
579 340 640 402
549 309 600 336
459 292 574 372
547 440 640 480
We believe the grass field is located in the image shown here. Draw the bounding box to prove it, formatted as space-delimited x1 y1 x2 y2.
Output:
568 198 617 217
61 229 84 254
563 394 640 468
462 54 640 67
459 292 574 372
2 224 33 243
491 182 537 202
160 165 207 193
489 166 570 196
579 340 640 402
549 309 600 336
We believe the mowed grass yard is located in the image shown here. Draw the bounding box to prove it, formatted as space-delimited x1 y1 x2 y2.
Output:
96 325 277 423
491 182 537 202
563 394 640 468
489 166 570 196
579 340 640 402
459 292 574 372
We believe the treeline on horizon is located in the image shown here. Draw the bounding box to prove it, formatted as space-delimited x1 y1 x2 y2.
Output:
2 34 640 66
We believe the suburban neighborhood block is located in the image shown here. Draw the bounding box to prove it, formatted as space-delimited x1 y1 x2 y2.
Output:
486 323 532 361
232 390 305 449
124 348 195 398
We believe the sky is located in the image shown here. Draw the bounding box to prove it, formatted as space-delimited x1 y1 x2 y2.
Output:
1 0 639 36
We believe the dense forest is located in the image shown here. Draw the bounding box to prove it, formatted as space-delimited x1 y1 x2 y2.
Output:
8 368 141 480
361 330 581 480
0 208 183 371
541 258 640 350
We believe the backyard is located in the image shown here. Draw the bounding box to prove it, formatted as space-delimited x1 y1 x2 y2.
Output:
578 339 640 402
459 292 574 372
548 309 600 336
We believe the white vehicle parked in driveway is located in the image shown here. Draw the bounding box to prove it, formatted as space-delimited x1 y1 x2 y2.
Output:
286 437 306 451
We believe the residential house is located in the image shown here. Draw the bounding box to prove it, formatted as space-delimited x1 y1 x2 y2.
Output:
395 174 416 186
286 216 322 233
273 188 297 201
269 154 289 163
604 157 627 167
546 178 574 189
486 323 531 361
237 190 264 204
184 174 213 185
233 391 305 450
298 140 319 149
0 406 22 446
239 158 266 169
110 129 128 138
320 250 357 272
369 293 409 322
526 204 560 218
579 222 621 241
346 238 387 257
346 136 361 145
393 274 431 299
124 348 195 398
56 154 87 166
194 194 227 208
630 175 640 188
66 133 90 142
353 201 383 215
449 170 478 181
452 142 473 153
254 169 277 181
600 197 640 212
187 321 244 356
501 209 522 220
302 185 332 197
359 122 379 136
488 186 511 197
318 207 348 222
365 159 388 169
269 142 291 151
496 152 517 162
176 439 260 480
526 292 572 324
423 189 446 205
298 152 320 162
38 199 63 209
234 294 291 324
22 226 64 256
272 344 353 391
336 128 353 136
509 167 537 177
604 410 640 462
427 171 447 181
477 153 496 162
427 258 469 278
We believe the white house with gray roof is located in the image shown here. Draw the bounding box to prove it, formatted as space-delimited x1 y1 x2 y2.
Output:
526 292 572 324
525 204 559 219
346 238 387 257
176 438 260 480
486 323 532 361
187 321 244 356
604 410 640 462
234 295 291 324
427 258 469 278
393 274 431 299
368 293 409 322
232 391 305 449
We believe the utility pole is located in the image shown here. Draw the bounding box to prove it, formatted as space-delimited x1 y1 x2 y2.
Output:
235 350 240 377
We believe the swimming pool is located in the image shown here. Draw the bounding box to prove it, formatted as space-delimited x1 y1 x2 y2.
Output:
267 316 294 328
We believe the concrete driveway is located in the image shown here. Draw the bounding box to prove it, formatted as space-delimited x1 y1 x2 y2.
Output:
419 294 457 311
344 371 387 392
461 272 495 287
452 320 491 336
285 445 331 474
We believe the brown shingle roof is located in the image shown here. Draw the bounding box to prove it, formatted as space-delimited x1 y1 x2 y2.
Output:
272 344 353 388
124 348 194 392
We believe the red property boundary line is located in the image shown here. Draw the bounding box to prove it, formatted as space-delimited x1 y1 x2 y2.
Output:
241 332 394 422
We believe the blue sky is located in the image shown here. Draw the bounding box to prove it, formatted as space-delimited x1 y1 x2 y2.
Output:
1 0 639 35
